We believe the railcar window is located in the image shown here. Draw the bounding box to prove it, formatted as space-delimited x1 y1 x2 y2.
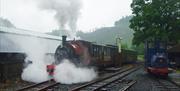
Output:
107 47 109 56
104 48 107 56
107 48 110 55
95 46 100 57
97 47 98 56
92 47 94 56
95 47 97 57
93 48 95 54
98 46 101 57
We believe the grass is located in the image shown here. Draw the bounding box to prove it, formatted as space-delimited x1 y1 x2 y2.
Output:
137 55 144 62
176 69 180 73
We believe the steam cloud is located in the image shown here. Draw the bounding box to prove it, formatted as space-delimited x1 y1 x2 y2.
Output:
20 38 97 84
21 62 48 83
54 59 97 84
20 38 50 83
38 0 82 38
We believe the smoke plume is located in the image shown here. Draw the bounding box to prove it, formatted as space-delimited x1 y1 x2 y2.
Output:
38 0 82 38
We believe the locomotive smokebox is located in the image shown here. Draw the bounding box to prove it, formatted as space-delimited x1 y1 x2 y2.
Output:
62 35 67 47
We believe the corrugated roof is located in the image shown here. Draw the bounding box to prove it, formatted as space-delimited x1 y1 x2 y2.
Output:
0 26 61 40
0 35 22 52
0 26 62 53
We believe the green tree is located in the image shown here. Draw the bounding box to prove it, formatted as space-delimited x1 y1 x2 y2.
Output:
130 0 180 45
122 43 128 49
131 43 144 54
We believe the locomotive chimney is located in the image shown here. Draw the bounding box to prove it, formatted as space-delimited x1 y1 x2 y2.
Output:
62 35 67 47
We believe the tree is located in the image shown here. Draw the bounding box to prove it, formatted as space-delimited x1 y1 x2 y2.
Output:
130 0 180 45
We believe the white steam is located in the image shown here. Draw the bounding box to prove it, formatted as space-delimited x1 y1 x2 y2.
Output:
54 59 97 84
21 63 48 83
20 37 50 83
0 30 51 83
38 0 82 38
20 37 97 84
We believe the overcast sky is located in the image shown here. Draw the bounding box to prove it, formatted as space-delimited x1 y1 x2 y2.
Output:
0 0 132 33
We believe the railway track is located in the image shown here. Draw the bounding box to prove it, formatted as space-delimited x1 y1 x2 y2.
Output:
16 80 59 91
16 66 140 91
70 66 140 91
151 78 180 91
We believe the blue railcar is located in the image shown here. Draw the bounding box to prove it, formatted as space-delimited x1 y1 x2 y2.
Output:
145 40 169 76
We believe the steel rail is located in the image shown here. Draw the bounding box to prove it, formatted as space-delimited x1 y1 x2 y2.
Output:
167 78 180 88
71 66 140 91
91 68 139 91
70 67 132 91
158 79 180 91
16 81 49 91
119 80 136 91
151 78 180 91
37 82 59 91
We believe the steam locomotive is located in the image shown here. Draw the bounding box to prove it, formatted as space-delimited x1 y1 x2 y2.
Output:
145 40 169 76
54 36 121 68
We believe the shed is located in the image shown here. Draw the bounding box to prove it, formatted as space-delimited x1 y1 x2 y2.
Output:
168 44 180 53
168 44 180 68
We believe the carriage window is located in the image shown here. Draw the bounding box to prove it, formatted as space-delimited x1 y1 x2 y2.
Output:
93 46 97 56
95 47 98 56
100 47 102 55
104 47 107 56
107 48 109 56
97 46 100 57
96 47 99 56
